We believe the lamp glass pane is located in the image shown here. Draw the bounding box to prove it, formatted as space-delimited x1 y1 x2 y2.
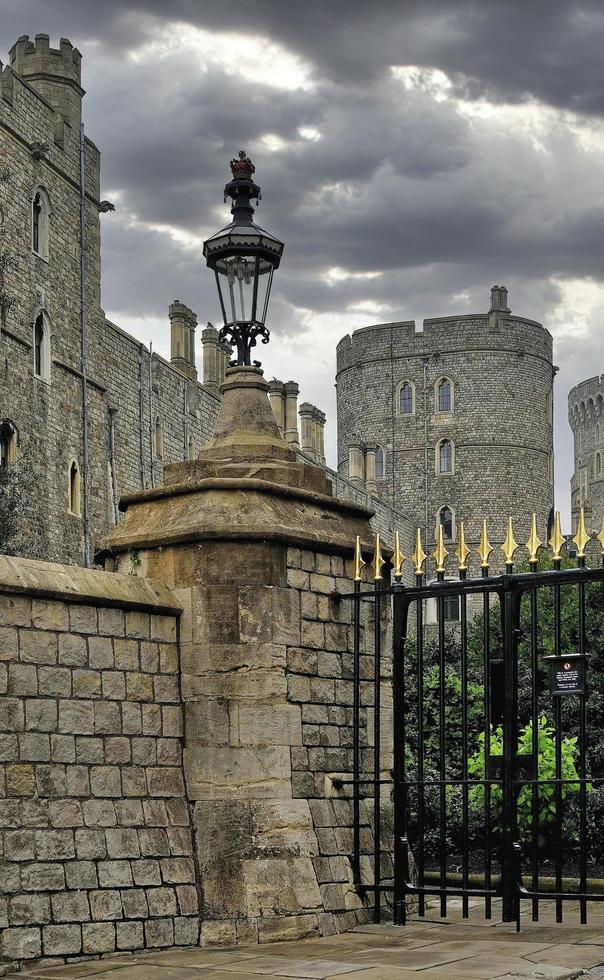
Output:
216 255 257 323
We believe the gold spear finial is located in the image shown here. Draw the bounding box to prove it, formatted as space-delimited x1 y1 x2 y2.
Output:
597 513 604 555
412 528 427 576
373 533 385 581
433 523 448 574
572 507 590 558
392 530 405 580
353 535 365 582
549 511 564 563
526 513 542 565
455 521 470 571
477 520 493 569
501 517 519 567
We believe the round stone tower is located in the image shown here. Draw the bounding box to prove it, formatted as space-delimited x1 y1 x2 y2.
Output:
568 375 604 534
336 286 555 573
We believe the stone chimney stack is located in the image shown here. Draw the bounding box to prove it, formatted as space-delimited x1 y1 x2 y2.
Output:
10 35 84 129
365 445 377 493
284 381 300 449
316 409 326 467
348 441 364 485
201 325 221 391
268 380 286 436
169 301 197 381
299 403 315 460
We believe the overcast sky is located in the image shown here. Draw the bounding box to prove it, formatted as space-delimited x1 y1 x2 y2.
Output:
3 0 604 530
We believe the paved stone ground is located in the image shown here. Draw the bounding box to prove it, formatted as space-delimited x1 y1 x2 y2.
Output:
7 900 604 979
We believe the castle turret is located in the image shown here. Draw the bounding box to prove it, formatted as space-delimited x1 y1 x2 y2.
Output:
10 34 84 130
568 375 604 534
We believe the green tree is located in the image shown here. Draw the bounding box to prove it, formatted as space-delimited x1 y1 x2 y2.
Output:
468 553 604 772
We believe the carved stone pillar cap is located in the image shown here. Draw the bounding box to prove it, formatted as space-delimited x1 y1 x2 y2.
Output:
198 366 295 464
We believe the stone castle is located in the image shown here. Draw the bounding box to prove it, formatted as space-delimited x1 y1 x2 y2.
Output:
0 34 414 570
0 30 602 975
568 375 604 535
336 285 556 574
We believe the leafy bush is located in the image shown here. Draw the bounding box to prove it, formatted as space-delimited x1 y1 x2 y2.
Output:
467 715 587 845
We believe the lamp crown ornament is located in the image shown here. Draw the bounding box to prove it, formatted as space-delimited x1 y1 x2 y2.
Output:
230 149 255 180
204 151 284 367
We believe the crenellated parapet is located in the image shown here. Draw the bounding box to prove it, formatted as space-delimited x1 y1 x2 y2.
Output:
9 34 83 128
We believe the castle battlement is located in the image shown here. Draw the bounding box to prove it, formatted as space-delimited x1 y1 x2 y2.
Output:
336 297 551 376
9 34 82 87
569 375 604 420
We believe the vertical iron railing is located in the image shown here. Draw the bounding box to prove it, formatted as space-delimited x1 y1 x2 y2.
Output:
349 508 604 929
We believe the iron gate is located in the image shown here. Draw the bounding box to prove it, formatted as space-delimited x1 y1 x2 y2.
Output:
349 511 604 928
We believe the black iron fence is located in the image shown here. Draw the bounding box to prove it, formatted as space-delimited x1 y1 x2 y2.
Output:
346 510 604 928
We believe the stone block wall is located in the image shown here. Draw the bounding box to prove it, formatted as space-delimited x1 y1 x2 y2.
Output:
285 546 393 924
0 557 197 969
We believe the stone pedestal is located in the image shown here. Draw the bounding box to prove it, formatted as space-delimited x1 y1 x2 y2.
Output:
98 367 376 945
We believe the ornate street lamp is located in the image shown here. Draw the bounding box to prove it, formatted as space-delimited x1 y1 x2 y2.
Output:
203 151 284 367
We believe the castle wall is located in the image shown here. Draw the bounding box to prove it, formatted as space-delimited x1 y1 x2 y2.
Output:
0 38 220 567
0 555 197 967
336 299 555 574
568 375 604 534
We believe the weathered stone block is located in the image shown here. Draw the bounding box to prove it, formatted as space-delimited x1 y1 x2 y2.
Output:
25 699 58 732
43 923 82 955
6 764 36 796
32 600 69 632
146 886 177 917
8 663 37 696
0 596 31 628
0 698 24 732
185 746 291 800
72 669 101 699
21 863 64 891
131 859 161 887
116 918 144 949
98 607 125 637
114 638 139 671
58 633 88 666
1 926 41 960
75 828 107 859
49 799 83 828
173 915 198 946
106 828 140 859
144 916 174 947
82 921 115 954
90 766 122 798
88 636 114 669
19 630 57 665
82 799 117 829
65 861 98 889
231 704 302 747
121 888 149 919
89 889 123 920
160 857 195 884
59 700 95 735
69 605 98 635
8 894 50 926
51 891 91 922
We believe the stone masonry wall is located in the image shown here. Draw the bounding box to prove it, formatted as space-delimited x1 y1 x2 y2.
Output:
285 546 392 924
0 557 197 969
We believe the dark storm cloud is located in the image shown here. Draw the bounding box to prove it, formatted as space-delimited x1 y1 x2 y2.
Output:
1 0 603 523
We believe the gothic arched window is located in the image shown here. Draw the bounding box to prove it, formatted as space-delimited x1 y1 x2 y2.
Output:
0 420 17 467
33 311 51 381
439 505 454 540
437 438 453 474
188 434 195 461
31 187 50 259
154 417 164 460
398 382 414 415
375 445 385 479
437 377 453 413
68 460 81 516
